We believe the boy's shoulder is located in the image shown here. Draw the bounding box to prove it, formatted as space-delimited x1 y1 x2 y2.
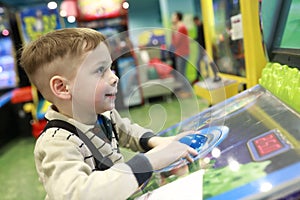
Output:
36 105 91 151
34 122 92 161
34 122 96 171
37 124 84 147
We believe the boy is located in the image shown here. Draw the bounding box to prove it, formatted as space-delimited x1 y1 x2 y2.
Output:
20 28 197 199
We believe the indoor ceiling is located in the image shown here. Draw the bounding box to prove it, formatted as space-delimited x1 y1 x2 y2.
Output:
0 0 63 9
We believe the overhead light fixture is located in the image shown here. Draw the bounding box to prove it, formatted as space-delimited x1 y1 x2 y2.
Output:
48 1 58 10
67 16 76 23
122 1 129 9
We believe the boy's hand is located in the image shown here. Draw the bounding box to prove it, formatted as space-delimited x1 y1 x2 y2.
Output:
144 139 198 171
147 131 196 148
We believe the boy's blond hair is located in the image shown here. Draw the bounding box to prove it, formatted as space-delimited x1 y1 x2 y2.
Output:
20 28 106 100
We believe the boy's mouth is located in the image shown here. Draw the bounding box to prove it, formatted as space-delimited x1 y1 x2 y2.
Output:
105 93 116 97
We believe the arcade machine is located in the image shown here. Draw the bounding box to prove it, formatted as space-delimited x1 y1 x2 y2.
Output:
129 0 300 199
76 0 143 110
0 4 33 146
15 3 63 138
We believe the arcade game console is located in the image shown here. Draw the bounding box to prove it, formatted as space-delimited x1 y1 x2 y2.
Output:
130 0 300 199
131 83 300 200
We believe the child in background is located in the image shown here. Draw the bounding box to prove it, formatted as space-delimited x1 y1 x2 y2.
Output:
20 28 197 200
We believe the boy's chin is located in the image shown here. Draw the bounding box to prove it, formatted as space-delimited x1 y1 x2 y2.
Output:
96 104 115 114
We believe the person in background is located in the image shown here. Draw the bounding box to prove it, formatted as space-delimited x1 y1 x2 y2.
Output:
193 16 209 83
171 11 191 98
20 28 198 200
193 16 221 83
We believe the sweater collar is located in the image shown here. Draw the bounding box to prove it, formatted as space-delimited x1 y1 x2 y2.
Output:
45 105 97 133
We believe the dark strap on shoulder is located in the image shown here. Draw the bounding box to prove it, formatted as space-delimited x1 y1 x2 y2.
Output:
43 119 113 170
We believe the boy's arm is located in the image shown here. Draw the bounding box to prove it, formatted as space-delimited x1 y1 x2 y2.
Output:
109 109 195 152
34 129 152 200
110 109 156 152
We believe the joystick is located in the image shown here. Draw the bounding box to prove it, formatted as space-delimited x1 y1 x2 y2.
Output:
179 134 208 150
156 126 229 172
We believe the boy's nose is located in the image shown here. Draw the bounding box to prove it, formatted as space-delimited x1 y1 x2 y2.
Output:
111 73 119 86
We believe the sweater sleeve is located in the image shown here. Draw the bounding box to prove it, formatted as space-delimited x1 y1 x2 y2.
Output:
34 129 152 200
110 109 156 152
126 153 153 186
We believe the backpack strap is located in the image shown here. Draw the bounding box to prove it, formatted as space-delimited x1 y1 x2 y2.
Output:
43 119 113 170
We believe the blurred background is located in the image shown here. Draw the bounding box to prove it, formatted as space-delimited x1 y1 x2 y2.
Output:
2 0 297 199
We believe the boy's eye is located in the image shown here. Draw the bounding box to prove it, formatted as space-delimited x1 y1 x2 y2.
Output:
97 67 106 74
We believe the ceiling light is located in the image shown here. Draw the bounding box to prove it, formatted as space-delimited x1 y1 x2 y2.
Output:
48 1 58 10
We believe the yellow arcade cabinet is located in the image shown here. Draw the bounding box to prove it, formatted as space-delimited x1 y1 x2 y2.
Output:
194 0 267 105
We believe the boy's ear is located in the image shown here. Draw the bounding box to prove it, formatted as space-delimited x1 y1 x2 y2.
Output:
50 75 71 99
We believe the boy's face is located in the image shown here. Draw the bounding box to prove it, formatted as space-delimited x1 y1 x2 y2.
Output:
71 43 119 118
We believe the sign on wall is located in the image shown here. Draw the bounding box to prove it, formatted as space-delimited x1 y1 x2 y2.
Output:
18 5 62 43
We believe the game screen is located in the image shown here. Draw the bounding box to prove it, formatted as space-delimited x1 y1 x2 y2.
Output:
0 36 17 90
130 85 300 200
262 0 300 70
97 27 119 37
77 16 129 59
95 25 130 59
273 0 300 50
